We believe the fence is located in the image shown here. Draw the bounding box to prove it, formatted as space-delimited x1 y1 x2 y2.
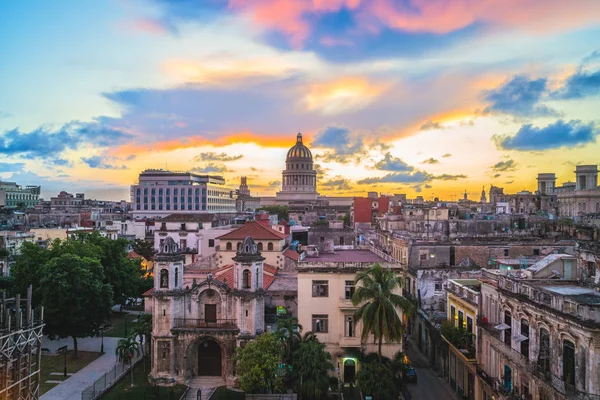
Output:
81 352 144 400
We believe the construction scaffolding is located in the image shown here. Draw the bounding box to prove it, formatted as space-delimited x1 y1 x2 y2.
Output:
0 286 44 400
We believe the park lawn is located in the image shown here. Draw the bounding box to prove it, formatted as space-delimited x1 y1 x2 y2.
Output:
103 312 137 338
40 350 101 395
100 358 187 400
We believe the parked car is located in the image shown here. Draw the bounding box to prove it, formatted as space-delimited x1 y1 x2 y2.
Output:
402 366 418 383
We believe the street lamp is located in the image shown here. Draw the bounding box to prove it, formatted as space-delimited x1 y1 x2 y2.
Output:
100 325 105 354
124 315 128 337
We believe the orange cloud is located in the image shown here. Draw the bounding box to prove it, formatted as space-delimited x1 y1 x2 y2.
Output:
304 77 390 115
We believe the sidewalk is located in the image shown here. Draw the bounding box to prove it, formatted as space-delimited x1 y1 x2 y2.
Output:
40 336 122 400
405 338 458 400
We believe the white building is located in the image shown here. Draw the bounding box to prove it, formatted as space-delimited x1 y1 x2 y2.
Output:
131 169 237 219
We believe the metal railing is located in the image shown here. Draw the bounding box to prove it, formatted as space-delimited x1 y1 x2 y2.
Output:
173 318 238 329
81 352 143 400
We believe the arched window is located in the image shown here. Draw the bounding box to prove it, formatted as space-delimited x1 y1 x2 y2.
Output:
257 242 263 251
226 242 232 251
539 328 550 373
243 270 250 289
563 340 575 386
256 268 259 289
267 242 273 251
160 269 169 288
237 242 242 251
174 268 178 287
503 311 512 346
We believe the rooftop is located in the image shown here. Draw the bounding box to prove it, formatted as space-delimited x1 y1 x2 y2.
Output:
541 285 600 305
527 253 575 272
217 221 288 241
160 213 216 223
300 250 386 263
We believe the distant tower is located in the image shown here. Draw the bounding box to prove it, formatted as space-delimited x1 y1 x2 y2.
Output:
537 173 556 194
575 165 598 191
464 190 468 201
232 237 265 336
480 186 487 203
239 176 250 196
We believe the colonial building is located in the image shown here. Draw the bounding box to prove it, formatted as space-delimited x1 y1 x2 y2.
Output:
149 236 270 386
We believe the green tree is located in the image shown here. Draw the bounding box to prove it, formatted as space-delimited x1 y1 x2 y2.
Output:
256 206 289 221
40 253 113 357
352 263 413 360
132 313 152 363
292 339 334 400
356 361 399 400
276 317 302 365
11 241 51 304
116 336 141 387
132 239 155 261
234 333 284 394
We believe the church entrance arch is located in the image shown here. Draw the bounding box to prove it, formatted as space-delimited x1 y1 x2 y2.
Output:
198 339 222 376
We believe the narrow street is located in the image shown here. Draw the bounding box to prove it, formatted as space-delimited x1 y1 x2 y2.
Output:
403 342 457 400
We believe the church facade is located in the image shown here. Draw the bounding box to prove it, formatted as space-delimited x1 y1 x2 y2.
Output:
149 236 267 385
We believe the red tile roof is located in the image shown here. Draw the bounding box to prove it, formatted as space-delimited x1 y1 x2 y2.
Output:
283 248 299 262
127 251 143 259
214 263 278 290
142 288 153 297
217 221 288 241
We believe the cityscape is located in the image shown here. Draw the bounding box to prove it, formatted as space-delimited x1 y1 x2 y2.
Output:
1 1 600 400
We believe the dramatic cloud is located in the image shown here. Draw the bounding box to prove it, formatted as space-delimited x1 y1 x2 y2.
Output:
193 152 244 162
191 163 231 173
357 171 431 185
555 66 600 99
420 120 444 131
483 76 557 118
313 163 329 176
442 153 452 158
422 158 439 164
321 177 353 191
0 122 132 159
313 126 389 163
81 156 127 170
492 159 517 172
495 120 598 151
433 174 467 181
373 153 414 172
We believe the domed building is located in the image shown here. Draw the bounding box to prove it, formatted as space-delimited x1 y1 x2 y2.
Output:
276 132 319 201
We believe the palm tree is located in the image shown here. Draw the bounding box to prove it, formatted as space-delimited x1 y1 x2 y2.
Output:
292 339 334 400
116 336 141 387
276 317 302 364
132 313 152 372
352 263 414 361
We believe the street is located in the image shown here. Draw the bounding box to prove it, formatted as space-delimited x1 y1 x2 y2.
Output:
404 342 457 400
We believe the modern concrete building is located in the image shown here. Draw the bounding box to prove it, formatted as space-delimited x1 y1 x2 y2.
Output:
130 169 236 219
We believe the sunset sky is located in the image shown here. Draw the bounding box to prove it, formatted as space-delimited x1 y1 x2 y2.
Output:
1 0 600 201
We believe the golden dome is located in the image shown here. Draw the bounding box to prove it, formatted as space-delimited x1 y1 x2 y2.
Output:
286 133 312 160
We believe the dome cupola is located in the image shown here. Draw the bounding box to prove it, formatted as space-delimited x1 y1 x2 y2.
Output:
286 133 312 160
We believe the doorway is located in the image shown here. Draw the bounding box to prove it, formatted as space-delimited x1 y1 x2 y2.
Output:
198 339 222 376
205 304 217 323
343 359 356 383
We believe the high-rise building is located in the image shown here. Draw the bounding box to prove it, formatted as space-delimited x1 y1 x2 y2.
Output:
0 181 41 208
130 169 236 219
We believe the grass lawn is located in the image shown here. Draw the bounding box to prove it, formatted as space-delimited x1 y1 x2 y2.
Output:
100 358 187 400
211 386 245 400
103 312 138 338
40 350 101 395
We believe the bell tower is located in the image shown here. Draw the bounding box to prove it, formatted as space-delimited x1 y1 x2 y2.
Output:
154 237 184 291
232 236 265 336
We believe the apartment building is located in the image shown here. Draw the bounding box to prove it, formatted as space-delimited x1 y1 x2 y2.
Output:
130 169 236 218
0 181 40 208
297 249 405 384
477 254 600 400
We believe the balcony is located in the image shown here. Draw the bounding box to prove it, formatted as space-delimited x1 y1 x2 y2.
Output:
339 297 357 310
172 318 239 332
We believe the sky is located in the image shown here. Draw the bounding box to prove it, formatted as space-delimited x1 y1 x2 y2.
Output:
1 0 600 201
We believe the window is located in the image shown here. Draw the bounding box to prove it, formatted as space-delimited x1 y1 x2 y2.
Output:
345 280 355 299
520 319 529 358
345 316 355 337
243 270 250 289
504 249 509 257
538 328 550 373
451 306 456 323
237 242 242 251
312 314 328 333
257 242 263 251
563 340 575 386
503 311 512 346
174 268 178 287
564 301 577 314
420 253 427 261
226 242 232 250
458 311 464 329
467 316 473 334
267 242 273 251
160 269 169 288
208 239 215 248
435 280 443 292
312 280 329 297
320 236 325 243
533 248 540 256
180 239 187 250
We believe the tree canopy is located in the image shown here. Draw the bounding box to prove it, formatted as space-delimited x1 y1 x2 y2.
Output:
292 339 333 400
40 253 113 356
256 206 288 221
132 238 155 261
234 333 284 394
